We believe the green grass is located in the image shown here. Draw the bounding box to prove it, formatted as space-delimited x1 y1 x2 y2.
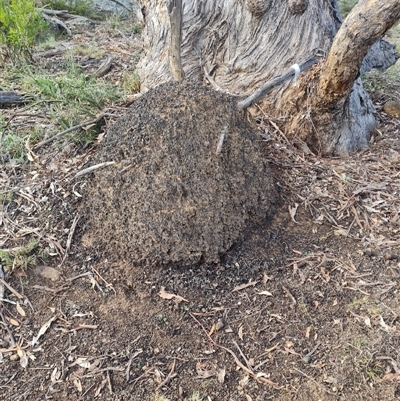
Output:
1 59 124 162
0 239 39 272
122 70 140 93
338 0 359 18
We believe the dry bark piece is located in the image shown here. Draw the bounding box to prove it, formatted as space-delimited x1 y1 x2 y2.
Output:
81 80 274 267
0 92 33 107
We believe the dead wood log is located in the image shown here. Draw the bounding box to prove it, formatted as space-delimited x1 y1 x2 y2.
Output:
0 92 33 107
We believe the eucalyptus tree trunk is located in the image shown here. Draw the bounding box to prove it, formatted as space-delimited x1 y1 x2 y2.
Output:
137 0 400 156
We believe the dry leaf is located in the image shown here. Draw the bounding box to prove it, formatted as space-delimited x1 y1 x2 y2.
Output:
215 319 224 331
305 326 311 339
6 316 20 327
95 378 108 397
16 302 26 317
238 375 249 388
154 369 162 383
51 367 61 383
232 280 258 292
289 203 299 223
262 272 271 285
379 316 392 333
324 376 338 384
238 325 244 340
76 357 91 369
258 290 273 296
217 367 226 384
382 373 400 382
88 359 102 370
158 287 188 303
73 378 82 392
208 324 216 336
16 345 28 368
25 137 39 163
245 395 253 401
36 266 61 281
31 315 58 346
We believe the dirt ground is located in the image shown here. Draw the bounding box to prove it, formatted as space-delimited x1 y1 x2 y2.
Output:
2 13 400 401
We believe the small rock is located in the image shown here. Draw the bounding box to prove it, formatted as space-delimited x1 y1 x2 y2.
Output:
36 266 61 281
384 253 398 261
215 319 225 331
383 101 400 118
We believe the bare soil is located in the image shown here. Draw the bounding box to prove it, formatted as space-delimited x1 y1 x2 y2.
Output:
1 13 400 401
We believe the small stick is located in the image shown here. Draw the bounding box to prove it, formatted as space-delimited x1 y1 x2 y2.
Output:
282 285 297 305
0 265 4 300
0 309 16 347
74 161 116 178
31 285 69 294
91 266 115 294
130 368 155 385
232 340 252 371
0 279 24 300
59 215 80 266
34 114 106 149
72 324 98 331
216 133 225 154
237 57 318 111
126 350 143 382
155 359 177 391
107 370 113 394
66 271 94 282
292 367 336 396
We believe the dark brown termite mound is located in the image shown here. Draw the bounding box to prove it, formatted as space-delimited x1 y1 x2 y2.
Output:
81 80 275 266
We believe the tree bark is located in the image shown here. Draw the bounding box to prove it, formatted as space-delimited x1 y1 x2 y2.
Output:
137 0 400 156
138 0 337 93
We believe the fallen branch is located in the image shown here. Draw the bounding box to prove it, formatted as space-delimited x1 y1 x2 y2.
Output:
40 12 72 36
0 92 34 107
95 57 114 78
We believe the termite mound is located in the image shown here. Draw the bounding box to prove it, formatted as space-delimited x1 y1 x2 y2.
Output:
81 80 275 267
